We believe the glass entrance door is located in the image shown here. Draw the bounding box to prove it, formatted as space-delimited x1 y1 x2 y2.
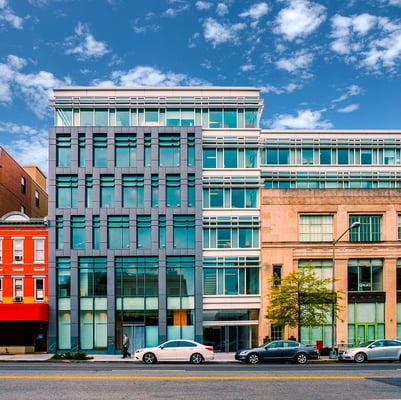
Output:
122 325 145 354
203 325 253 352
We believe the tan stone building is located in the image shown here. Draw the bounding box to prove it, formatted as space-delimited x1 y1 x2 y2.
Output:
260 188 401 351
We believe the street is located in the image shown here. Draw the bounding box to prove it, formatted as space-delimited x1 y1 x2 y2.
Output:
0 362 401 400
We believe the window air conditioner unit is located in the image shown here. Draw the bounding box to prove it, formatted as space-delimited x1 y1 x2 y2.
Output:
14 296 23 303
14 256 23 261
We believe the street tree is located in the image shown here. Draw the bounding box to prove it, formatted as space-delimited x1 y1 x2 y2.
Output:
265 264 342 343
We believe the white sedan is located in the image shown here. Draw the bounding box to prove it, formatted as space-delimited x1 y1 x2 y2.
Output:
134 339 215 364
338 339 401 363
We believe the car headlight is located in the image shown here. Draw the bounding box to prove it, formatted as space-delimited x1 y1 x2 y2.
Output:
239 350 250 355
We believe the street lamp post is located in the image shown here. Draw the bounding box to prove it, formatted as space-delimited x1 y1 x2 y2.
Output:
329 221 361 359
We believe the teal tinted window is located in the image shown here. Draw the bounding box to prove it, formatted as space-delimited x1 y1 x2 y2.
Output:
203 149 216 168
145 109 158 123
173 215 195 248
159 215 166 249
56 109 72 126
56 135 71 167
116 109 129 126
151 175 159 208
122 175 144 208
137 215 151 249
79 257 107 297
78 134 86 167
187 175 195 208
80 109 93 126
71 216 86 249
209 109 223 128
93 216 100 250
56 176 78 208
57 257 71 297
100 175 115 208
93 135 108 167
115 135 137 167
349 215 380 242
224 110 237 128
85 175 93 208
56 216 64 250
166 175 181 207
95 109 108 126
159 134 180 166
245 109 257 128
107 216 129 249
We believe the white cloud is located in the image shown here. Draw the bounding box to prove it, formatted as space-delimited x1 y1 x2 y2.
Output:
240 64 256 72
163 4 189 17
195 1 213 10
202 18 246 47
270 109 333 129
0 0 24 29
330 13 401 71
276 50 313 72
65 22 110 60
239 2 269 20
332 84 362 103
216 3 229 16
273 0 326 41
0 54 71 118
260 82 301 94
96 66 210 87
0 122 49 175
337 104 359 113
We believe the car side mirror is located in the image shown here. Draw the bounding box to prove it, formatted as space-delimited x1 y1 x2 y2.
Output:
160 345 165 349
368 344 375 349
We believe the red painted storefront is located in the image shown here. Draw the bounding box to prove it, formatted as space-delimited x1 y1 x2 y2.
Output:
0 212 48 353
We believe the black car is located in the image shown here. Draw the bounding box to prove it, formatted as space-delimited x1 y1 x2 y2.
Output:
235 340 320 364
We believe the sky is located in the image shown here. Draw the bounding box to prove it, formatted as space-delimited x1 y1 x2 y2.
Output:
1 0 401 176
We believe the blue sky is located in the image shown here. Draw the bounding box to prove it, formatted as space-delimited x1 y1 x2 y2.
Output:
1 0 401 175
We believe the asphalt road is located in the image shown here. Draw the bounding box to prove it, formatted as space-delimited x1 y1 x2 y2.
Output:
0 362 400 400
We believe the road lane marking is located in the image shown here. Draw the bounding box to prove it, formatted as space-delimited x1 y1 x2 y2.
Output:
0 375 371 381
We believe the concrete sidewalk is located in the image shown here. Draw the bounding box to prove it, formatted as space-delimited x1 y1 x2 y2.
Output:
0 352 335 363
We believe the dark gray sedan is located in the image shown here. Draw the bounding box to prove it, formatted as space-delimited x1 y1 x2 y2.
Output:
235 340 319 364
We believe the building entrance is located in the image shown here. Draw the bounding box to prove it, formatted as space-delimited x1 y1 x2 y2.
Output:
122 325 145 355
203 324 255 352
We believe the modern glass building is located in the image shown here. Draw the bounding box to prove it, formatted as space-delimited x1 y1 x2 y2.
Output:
48 87 263 353
48 87 401 354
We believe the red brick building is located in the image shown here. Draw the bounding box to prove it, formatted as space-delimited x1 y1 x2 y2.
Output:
0 146 48 218
0 212 48 353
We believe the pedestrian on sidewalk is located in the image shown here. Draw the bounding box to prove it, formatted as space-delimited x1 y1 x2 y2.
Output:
122 333 131 359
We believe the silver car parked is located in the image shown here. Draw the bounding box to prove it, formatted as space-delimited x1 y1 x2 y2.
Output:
338 339 401 363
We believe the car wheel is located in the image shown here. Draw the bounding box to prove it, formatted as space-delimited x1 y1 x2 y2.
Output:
190 353 204 364
296 353 308 364
247 353 260 364
354 352 366 363
143 352 157 364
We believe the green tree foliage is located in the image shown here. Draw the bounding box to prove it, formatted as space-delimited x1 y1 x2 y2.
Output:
266 264 342 342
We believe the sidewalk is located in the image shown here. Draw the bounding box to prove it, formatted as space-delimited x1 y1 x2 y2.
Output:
0 352 335 363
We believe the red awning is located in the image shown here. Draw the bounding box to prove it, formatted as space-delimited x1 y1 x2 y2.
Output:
0 304 48 321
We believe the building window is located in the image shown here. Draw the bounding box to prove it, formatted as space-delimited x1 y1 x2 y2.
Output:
203 256 259 295
115 256 159 297
203 149 216 168
167 257 195 339
93 216 100 250
265 148 290 165
35 190 40 208
348 259 383 292
144 133 151 167
13 277 23 301
187 175 195 208
271 325 283 341
349 215 381 242
224 149 237 168
122 175 144 208
34 238 45 263
173 215 195 248
137 215 151 249
337 149 349 165
13 238 23 262
245 109 258 128
56 135 71 167
203 216 259 249
151 175 159 208
396 260 401 291
78 134 86 167
71 216 86 249
56 108 72 126
116 109 130 126
320 149 331 164
85 175 93 208
57 257 71 297
56 176 78 208
166 175 181 207
187 133 195 167
21 176 26 194
398 215 401 240
56 216 64 250
115 135 137 167
273 265 282 286
94 109 108 126
35 278 44 301
299 215 333 242
159 134 180 166
159 215 166 249
100 175 115 208
93 134 108 167
79 257 107 297
80 109 93 126
108 216 129 249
